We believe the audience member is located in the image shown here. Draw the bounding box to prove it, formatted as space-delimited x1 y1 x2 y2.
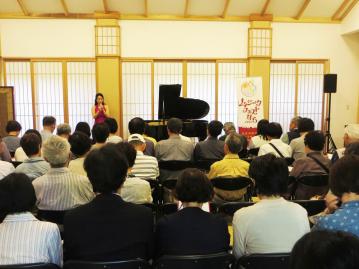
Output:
312 155 359 236
68 132 92 177
290 117 315 160
344 141 359 156
208 133 250 202
32 135 94 210
155 168 229 257
128 134 159 180
194 120 225 161
3 120 22 153
248 119 269 149
290 230 359 269
91 123 110 150
128 117 155 156
105 118 123 144
219 122 236 141
233 154 310 258
0 173 62 266
74 122 91 138
258 122 292 158
56 123 71 139
15 133 50 180
0 137 11 162
0 160 15 180
290 131 330 199
41 116 56 143
64 144 153 261
14 129 41 162
116 142 153 204
282 116 301 144
332 124 359 163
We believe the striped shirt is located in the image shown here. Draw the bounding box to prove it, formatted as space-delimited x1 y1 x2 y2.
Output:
0 212 62 266
131 151 159 180
15 157 50 181
32 167 94 210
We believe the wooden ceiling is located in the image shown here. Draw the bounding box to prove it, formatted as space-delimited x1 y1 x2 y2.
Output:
0 0 357 23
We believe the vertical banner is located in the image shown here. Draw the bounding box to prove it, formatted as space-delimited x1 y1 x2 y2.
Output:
237 77 264 139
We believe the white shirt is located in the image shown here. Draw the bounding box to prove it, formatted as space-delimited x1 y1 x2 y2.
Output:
14 147 28 162
0 161 15 180
120 176 153 204
0 212 62 267
68 157 86 177
107 135 123 144
32 167 94 210
233 198 310 258
258 139 292 158
132 151 159 180
248 135 269 149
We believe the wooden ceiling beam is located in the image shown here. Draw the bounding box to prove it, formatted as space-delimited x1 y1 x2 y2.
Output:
332 0 351 20
261 0 271 16
184 0 190 17
222 0 231 18
103 0 109 13
17 0 29 16
145 0 148 17
339 0 358 20
294 0 311 20
60 0 69 16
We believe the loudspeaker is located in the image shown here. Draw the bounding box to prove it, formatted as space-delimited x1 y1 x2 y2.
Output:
324 74 337 93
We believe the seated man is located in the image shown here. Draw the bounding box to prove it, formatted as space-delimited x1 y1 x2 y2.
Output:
32 135 94 211
2 120 22 153
290 131 331 199
194 120 225 161
64 144 154 261
128 134 159 180
41 116 56 143
68 132 92 177
56 123 71 140
129 117 155 156
219 122 236 142
15 133 50 180
332 124 359 163
208 133 250 202
281 116 301 145
14 129 41 162
313 155 359 237
105 118 123 144
290 117 315 160
233 154 310 258
91 123 110 150
258 122 292 158
116 142 153 204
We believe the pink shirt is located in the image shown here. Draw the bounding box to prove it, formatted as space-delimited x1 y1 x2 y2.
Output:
94 105 107 124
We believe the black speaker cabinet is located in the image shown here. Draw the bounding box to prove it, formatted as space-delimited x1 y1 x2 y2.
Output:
324 74 337 93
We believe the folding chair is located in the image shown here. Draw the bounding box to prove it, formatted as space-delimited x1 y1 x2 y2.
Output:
236 253 290 269
64 259 151 269
0 264 60 269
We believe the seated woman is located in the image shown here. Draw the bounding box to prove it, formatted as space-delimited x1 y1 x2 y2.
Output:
248 119 269 150
233 154 310 258
0 173 62 266
155 168 230 257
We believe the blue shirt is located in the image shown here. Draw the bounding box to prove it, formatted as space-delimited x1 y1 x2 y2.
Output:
313 200 359 237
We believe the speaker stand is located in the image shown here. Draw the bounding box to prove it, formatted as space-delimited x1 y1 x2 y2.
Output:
325 93 337 154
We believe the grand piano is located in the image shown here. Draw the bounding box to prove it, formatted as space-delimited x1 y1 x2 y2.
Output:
145 84 210 141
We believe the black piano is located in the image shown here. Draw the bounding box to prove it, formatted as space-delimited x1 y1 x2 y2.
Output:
145 84 210 141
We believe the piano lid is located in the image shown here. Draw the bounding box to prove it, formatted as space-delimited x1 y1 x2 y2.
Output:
158 84 210 120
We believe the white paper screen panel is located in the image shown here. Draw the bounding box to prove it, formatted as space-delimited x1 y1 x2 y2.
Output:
121 62 152 138
269 63 296 133
33 62 64 129
67 62 96 130
187 62 216 122
5 62 33 134
218 62 247 125
154 62 183 120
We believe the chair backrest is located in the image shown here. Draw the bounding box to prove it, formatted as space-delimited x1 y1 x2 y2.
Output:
158 161 194 171
160 203 178 215
194 159 219 172
0 264 59 269
64 259 151 269
297 175 329 187
218 202 254 217
211 177 253 191
247 148 259 157
154 252 234 269
291 199 326 216
36 210 67 225
236 253 290 269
